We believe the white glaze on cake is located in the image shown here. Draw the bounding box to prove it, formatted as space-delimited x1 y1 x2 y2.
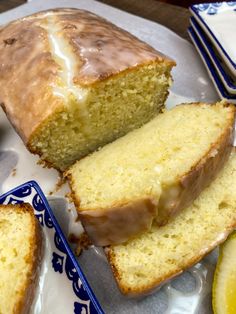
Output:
46 15 87 102
0 8 174 143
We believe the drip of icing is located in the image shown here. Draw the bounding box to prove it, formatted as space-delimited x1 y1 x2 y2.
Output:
68 207 84 239
45 16 87 102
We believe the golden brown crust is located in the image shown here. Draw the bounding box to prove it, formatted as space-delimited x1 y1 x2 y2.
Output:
106 222 236 296
55 9 175 85
0 18 64 143
0 203 43 314
65 171 81 208
0 8 175 148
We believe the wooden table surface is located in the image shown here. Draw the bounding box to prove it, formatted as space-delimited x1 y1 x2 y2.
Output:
0 0 191 41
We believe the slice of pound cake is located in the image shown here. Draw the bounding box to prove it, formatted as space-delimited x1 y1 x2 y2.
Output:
0 8 175 171
106 151 236 296
0 204 43 314
67 101 235 246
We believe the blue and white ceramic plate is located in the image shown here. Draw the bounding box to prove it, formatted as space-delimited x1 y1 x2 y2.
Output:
0 181 103 314
188 26 236 103
190 17 236 95
190 1 236 77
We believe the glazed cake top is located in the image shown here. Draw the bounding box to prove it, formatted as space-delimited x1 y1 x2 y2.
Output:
0 8 175 141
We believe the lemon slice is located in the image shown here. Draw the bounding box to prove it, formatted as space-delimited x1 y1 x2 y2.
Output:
212 231 236 314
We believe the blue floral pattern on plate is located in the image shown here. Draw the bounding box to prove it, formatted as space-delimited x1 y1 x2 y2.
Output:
190 1 236 74
194 2 236 15
0 181 103 314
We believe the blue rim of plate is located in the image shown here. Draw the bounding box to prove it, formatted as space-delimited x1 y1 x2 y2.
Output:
190 17 236 92
188 26 236 101
0 180 104 314
190 2 236 71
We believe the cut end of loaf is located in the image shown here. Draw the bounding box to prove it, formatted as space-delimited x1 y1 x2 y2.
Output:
0 8 175 172
107 151 236 296
0 203 43 313
29 62 173 171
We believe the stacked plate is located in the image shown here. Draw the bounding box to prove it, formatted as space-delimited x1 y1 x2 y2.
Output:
188 2 236 103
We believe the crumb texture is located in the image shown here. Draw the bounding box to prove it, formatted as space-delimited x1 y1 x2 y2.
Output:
69 102 234 210
109 152 236 295
0 9 174 171
31 62 172 170
0 204 39 314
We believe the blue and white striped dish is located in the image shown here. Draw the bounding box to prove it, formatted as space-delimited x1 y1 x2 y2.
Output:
190 17 236 95
188 26 236 103
0 181 104 314
190 2 236 77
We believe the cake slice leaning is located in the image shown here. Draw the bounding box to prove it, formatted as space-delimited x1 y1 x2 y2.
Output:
106 150 236 296
67 101 235 246
0 203 43 314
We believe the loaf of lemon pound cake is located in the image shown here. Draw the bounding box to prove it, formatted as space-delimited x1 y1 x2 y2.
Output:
0 8 175 171
67 101 235 246
0 204 43 314
106 151 236 296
